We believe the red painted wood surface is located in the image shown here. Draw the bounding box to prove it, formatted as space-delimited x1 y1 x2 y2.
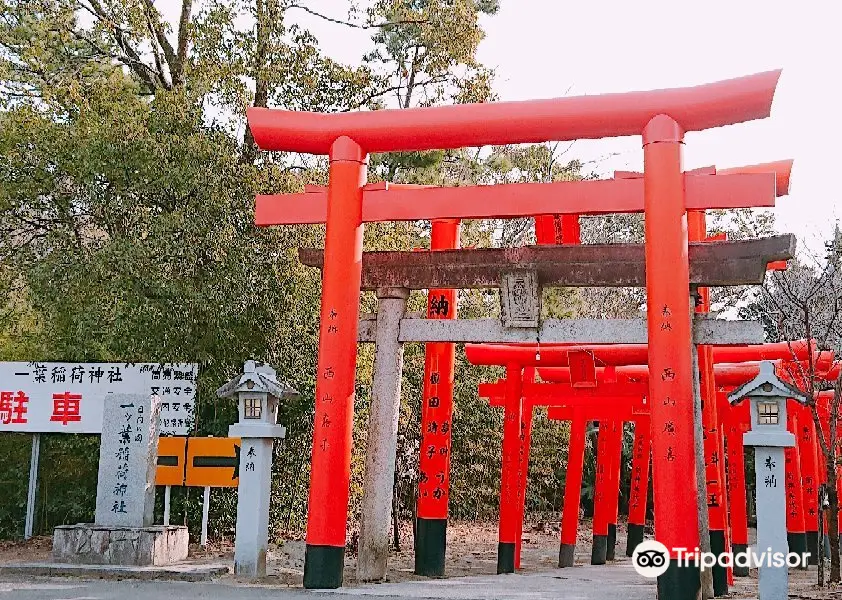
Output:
417 220 460 521
628 417 652 527
797 407 821 533
606 421 623 528
248 70 780 155
722 394 750 546
561 418 588 546
592 422 613 538
498 365 523 546
306 137 367 548
255 172 776 226
689 212 728 540
643 115 699 556
466 340 813 368
785 410 807 535
515 399 534 569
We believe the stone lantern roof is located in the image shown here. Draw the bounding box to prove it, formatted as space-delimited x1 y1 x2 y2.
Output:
727 360 808 406
216 360 299 400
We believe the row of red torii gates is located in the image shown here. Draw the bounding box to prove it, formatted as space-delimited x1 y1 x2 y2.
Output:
469 339 840 596
244 69 837 598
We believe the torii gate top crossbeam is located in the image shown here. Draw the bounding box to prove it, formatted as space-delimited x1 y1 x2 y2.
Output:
248 70 781 155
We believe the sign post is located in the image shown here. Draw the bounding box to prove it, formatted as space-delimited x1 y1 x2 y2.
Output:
201 486 211 547
164 486 171 526
24 433 40 539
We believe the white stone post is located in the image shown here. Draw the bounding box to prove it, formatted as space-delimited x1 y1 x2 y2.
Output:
754 446 788 599
358 287 409 582
234 437 274 575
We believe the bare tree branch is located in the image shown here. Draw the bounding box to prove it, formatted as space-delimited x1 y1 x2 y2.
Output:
285 3 427 30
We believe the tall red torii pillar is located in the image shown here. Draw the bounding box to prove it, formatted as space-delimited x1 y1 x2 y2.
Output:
415 219 460 577
247 70 783 593
797 405 822 565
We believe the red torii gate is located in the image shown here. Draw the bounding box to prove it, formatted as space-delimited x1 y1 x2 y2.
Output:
479 371 648 569
480 355 832 593
470 344 813 572
247 70 785 595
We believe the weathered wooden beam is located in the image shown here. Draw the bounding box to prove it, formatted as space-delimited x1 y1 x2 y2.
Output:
300 235 795 289
356 317 763 345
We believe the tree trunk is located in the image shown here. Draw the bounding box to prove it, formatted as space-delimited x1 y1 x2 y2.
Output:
392 477 401 552
241 0 272 164
827 466 841 583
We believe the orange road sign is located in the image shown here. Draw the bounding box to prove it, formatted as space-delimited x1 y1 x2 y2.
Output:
185 437 240 487
156 436 187 486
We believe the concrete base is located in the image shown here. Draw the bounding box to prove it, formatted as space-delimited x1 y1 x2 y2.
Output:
606 523 617 561
806 530 819 566
787 532 808 569
52 524 188 567
732 543 749 577
709 529 728 596
626 523 645 557
415 518 447 577
591 535 608 565
558 543 575 568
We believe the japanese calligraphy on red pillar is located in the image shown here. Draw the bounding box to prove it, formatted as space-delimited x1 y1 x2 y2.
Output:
799 422 819 524
418 360 452 515
417 285 456 520
629 421 647 514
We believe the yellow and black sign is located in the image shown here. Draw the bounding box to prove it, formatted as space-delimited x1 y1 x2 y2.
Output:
154 436 240 488
185 437 240 488
155 436 187 486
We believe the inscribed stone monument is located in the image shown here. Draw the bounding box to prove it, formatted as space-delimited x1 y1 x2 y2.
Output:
94 392 160 527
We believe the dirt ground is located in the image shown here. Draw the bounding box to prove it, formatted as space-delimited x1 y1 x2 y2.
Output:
2 519 840 598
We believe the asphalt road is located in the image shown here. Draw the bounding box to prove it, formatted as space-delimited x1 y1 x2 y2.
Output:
0 565 657 600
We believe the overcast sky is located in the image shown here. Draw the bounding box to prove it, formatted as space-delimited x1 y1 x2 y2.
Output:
280 1 840 255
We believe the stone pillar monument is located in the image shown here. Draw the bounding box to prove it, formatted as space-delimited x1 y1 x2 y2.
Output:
358 287 408 582
53 392 189 566
728 361 808 600
217 360 297 577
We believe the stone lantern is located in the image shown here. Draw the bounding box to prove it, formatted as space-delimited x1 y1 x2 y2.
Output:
728 360 807 600
217 360 298 577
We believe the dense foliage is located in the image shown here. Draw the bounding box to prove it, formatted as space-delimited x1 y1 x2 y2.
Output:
0 0 777 550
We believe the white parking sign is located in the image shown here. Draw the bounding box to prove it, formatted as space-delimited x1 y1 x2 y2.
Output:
0 362 198 436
